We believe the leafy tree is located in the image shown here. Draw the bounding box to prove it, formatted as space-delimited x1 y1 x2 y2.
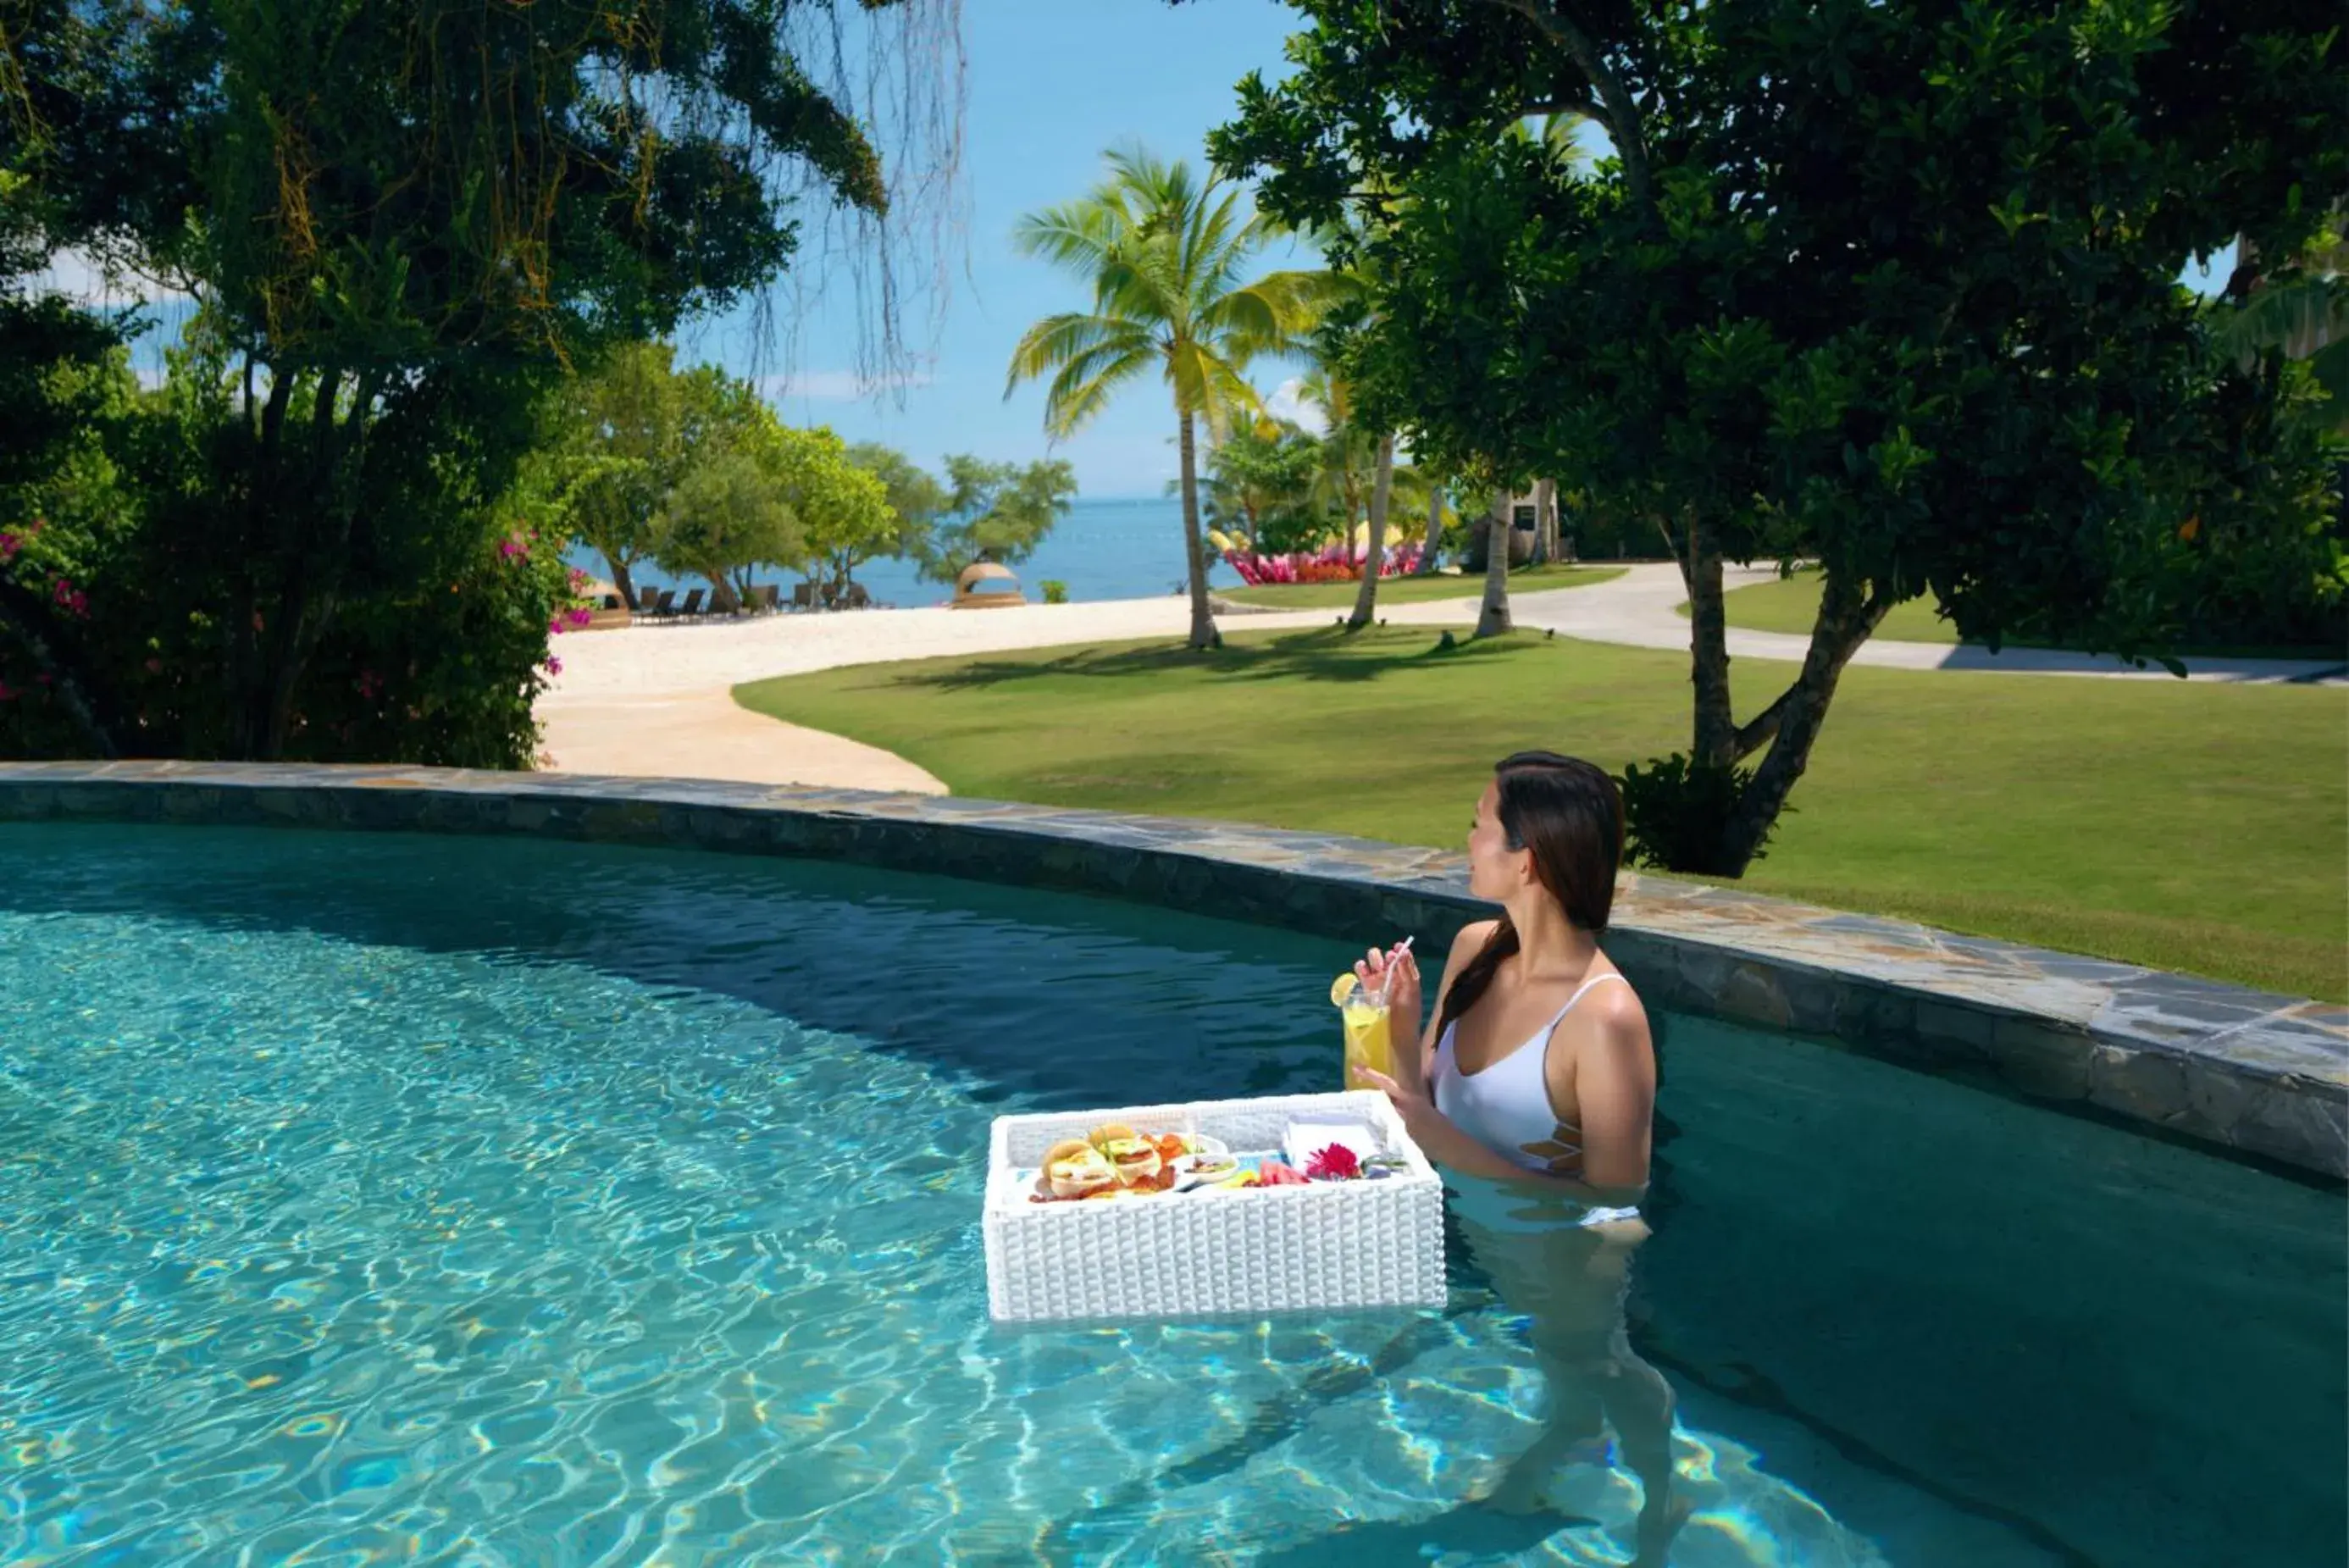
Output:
653 447 802 612
848 441 952 565
909 456 1080 584
536 342 687 611
783 426 897 596
1007 147 1327 650
1216 0 2345 873
2 0 954 760
1202 417 1322 551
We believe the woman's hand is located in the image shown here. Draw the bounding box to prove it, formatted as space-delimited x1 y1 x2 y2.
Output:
1352 1064 1440 1142
1355 941 1424 1066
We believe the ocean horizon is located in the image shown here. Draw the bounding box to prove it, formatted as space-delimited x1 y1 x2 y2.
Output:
565 496 1243 609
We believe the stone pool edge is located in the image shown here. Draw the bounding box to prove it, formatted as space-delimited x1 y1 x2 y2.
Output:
2 759 2341 1180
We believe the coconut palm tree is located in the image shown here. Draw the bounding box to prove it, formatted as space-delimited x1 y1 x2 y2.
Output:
1292 364 1426 629
1476 490 1515 637
1008 147 1327 650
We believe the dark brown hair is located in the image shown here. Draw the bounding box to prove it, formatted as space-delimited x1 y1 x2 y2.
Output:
1435 751 1625 1038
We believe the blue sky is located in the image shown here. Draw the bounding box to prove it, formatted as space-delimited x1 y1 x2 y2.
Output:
47 0 2236 502
699 0 1313 501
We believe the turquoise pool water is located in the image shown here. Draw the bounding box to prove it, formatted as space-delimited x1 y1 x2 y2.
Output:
1 824 2340 1566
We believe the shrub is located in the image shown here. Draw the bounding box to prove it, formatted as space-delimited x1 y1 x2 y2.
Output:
1039 579 1069 604
1618 753 1778 876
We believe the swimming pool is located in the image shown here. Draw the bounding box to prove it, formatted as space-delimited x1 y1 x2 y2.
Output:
2 823 2340 1565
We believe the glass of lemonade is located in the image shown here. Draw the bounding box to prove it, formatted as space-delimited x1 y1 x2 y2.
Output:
1331 972 1394 1086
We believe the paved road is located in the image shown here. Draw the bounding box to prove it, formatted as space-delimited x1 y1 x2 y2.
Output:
1469 563 2346 684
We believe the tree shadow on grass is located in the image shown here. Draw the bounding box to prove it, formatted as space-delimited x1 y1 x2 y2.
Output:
888 626 1532 694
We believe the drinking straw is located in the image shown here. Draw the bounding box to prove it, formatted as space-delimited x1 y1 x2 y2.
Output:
1374 936 1414 1006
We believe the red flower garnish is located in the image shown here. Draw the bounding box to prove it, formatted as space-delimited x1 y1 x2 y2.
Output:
1305 1144 1360 1180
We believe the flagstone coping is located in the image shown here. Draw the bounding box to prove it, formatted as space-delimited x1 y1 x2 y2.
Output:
2 760 2340 1180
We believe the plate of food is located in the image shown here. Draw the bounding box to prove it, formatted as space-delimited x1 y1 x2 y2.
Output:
1029 1125 1234 1201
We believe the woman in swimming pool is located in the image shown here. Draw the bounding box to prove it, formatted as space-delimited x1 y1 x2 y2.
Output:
1353 751 1683 1560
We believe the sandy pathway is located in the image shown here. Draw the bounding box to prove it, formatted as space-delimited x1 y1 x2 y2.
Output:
538 567 2341 791
537 597 1331 790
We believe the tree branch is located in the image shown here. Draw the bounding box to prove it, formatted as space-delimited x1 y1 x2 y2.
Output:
1486 0 1655 218
1733 579 1893 759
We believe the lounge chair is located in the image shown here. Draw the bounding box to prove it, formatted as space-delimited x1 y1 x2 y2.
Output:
651 589 676 619
637 585 661 612
676 587 706 619
757 584 782 613
843 582 873 610
791 580 817 612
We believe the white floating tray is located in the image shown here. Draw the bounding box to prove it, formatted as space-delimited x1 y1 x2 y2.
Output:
982 1089 1446 1323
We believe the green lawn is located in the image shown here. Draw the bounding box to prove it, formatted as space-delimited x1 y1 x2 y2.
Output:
1711 571 1961 642
1707 569 2344 661
738 627 2349 1000
1222 563 1623 609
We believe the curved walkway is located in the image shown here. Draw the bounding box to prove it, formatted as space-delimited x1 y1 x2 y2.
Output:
1480 562 2346 684
539 566 2343 790
537 597 1331 790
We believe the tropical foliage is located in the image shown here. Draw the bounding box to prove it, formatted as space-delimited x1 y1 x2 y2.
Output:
1 0 953 764
902 457 1079 585
1216 0 2345 873
1007 147 1328 649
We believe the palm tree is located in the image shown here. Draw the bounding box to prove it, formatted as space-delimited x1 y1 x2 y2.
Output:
1414 479 1448 575
1294 364 1415 630
1476 489 1514 637
1008 147 1327 650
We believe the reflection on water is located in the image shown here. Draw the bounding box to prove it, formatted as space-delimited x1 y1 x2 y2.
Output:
1 823 2339 1565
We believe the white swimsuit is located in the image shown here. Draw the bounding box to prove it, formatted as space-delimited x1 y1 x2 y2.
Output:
1432 972 1642 1225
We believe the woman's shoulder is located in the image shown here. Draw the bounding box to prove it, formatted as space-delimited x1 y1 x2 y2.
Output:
1583 962 1654 1044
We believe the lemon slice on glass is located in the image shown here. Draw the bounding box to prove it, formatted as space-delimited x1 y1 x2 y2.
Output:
1329 972 1358 1008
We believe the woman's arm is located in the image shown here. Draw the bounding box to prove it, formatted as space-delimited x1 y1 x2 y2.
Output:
1554 992 1656 1193
1411 920 1493 1082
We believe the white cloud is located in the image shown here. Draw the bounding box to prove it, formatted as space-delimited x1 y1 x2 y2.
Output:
1263 375 1327 435
758 368 936 402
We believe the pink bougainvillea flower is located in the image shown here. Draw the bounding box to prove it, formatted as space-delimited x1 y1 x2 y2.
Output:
144 657 163 674
565 607 592 628
544 656 563 676
52 577 74 604
0 531 19 562
0 680 14 701
68 591 87 618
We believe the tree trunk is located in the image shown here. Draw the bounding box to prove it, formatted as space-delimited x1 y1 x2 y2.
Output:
1346 432 1396 630
1475 490 1513 638
606 555 638 610
1415 485 1444 574
1177 410 1219 650
706 573 740 614
1680 515 1737 768
1534 479 1559 564
1714 573 1891 873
